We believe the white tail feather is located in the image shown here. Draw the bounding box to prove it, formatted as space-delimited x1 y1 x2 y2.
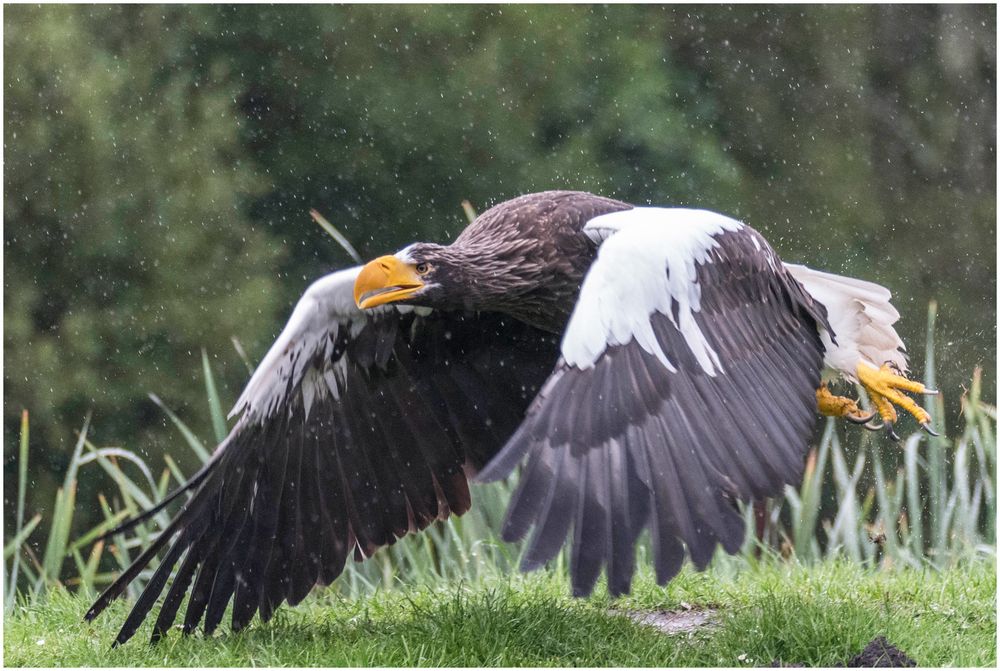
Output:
784 263 907 380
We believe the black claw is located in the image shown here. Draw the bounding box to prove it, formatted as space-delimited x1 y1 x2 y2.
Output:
846 409 878 425
923 388 939 396
885 421 900 441
863 419 884 431
921 422 940 437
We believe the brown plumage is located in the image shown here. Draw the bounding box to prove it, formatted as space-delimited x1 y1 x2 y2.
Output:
392 191 630 331
88 189 916 646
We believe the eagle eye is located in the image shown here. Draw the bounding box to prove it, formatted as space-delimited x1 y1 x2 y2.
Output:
415 262 430 275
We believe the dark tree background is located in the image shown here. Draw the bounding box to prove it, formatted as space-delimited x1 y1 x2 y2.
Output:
4 5 995 536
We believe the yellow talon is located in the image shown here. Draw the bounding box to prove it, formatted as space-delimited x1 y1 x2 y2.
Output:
816 384 876 424
856 363 938 438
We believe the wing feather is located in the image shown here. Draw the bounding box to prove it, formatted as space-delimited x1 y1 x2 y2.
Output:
480 208 827 595
87 268 558 645
151 547 199 641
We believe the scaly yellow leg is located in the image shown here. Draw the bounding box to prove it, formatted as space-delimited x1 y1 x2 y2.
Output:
856 363 939 440
816 384 876 424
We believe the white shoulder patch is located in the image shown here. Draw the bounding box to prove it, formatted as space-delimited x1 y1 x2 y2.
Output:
564 208 744 373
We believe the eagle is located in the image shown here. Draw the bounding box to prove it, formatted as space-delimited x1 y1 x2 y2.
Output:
85 190 936 645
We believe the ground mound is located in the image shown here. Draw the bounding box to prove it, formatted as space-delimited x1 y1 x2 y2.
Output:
769 636 917 667
844 636 917 667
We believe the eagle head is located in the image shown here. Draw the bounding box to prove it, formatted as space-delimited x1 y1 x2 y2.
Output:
353 243 457 310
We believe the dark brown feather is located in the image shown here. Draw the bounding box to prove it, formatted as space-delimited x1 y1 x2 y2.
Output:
86 310 557 645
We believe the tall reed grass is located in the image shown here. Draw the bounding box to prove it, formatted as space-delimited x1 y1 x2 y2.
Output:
4 304 995 613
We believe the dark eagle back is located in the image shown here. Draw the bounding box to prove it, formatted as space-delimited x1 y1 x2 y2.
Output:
450 191 632 332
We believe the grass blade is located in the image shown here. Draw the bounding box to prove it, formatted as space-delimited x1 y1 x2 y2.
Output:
148 393 210 463
81 540 104 595
4 515 42 561
163 453 188 486
230 336 255 374
5 411 31 611
461 199 478 224
903 434 923 555
201 348 228 444
794 419 834 561
41 415 89 585
40 488 65 586
867 432 900 561
79 444 159 499
309 208 363 264
68 509 130 553
923 300 949 564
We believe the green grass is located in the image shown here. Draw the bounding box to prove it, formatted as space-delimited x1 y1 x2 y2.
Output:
4 558 994 667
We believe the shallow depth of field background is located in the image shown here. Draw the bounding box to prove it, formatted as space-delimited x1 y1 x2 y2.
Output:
3 5 996 576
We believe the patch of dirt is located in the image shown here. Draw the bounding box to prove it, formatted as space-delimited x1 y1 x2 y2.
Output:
843 636 917 667
616 608 917 668
610 606 718 635
767 636 918 668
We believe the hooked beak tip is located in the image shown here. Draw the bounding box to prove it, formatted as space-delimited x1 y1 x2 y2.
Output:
353 255 423 309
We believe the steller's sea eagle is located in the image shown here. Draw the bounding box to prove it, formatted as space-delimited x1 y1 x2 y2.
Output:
85 190 936 645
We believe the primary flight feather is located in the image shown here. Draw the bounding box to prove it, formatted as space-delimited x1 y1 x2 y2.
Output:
86 190 936 645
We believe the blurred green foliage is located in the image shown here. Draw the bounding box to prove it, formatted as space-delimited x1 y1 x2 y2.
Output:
4 5 996 537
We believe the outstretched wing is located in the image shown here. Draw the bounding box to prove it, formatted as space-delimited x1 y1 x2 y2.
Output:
479 208 829 597
87 267 559 645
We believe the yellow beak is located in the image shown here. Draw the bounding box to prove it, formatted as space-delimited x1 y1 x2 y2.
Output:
354 255 425 309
